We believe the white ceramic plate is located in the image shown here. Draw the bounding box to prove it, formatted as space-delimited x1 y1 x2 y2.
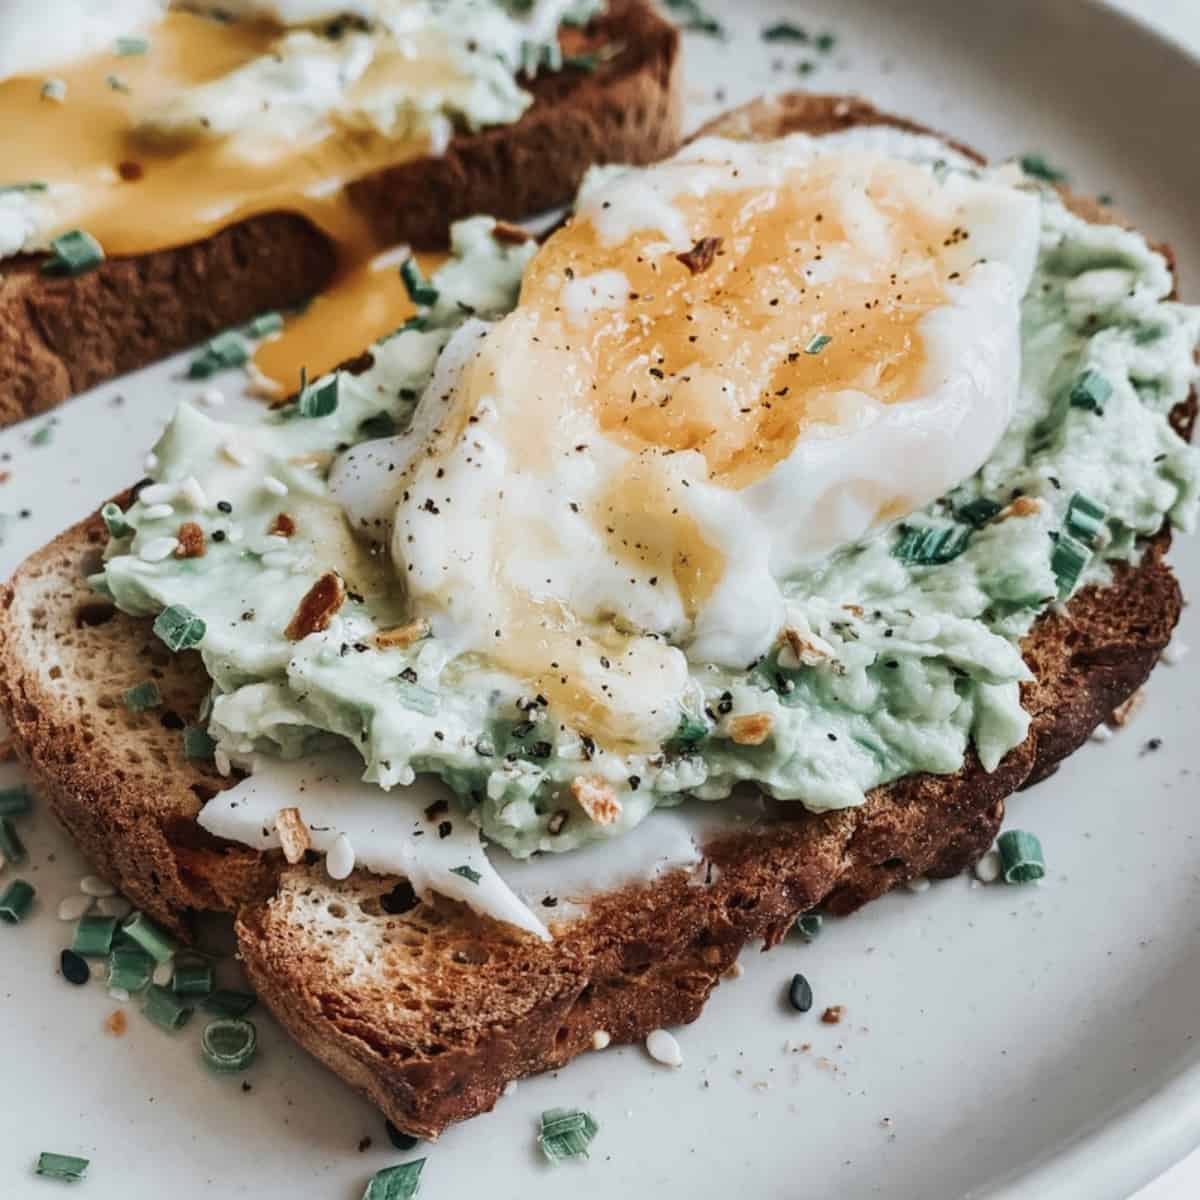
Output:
2 2 1199 1197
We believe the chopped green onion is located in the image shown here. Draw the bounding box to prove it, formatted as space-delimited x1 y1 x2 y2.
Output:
153 604 206 652
1069 368 1112 413
108 945 154 992
30 423 54 447
183 724 216 761
100 501 134 538
1019 153 1067 183
121 910 179 963
893 524 971 566
41 79 67 102
122 680 161 712
394 677 438 716
116 35 150 55
449 865 481 884
202 989 258 1018
804 333 832 355
1051 531 1090 597
41 229 105 276
0 785 32 817
246 311 284 338
795 912 823 941
35 1153 89 1182
814 31 836 51
0 816 27 864
173 961 215 996
188 330 249 378
671 713 708 746
762 21 808 42
298 372 339 419
72 914 119 957
0 879 35 924
1064 492 1107 548
362 1159 426 1200
0 181 48 195
996 829 1045 883
538 1108 600 1163
200 1017 258 1072
956 497 1003 528
399 258 438 306
663 0 724 36
142 983 192 1031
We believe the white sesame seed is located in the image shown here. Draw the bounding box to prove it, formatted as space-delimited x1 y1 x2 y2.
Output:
141 503 174 521
214 747 232 777
222 440 252 467
262 475 288 496
327 833 355 880
180 476 208 509
108 986 131 1003
58 895 93 921
905 876 931 894
1090 723 1113 743
138 483 177 505
973 850 1002 884
152 961 174 987
198 387 225 407
143 451 160 472
592 1030 611 1051
139 537 180 562
80 875 116 898
501 1080 518 1097
646 1028 682 1067
1161 639 1190 666
96 896 132 919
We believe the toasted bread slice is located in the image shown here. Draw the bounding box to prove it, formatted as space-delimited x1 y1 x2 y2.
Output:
0 92 1192 1137
0 0 681 427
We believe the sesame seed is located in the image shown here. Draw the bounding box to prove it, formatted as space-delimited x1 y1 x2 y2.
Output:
138 482 177 505
262 476 288 496
141 503 174 521
139 537 180 562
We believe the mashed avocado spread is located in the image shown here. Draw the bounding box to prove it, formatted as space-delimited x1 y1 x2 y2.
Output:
101 166 1200 859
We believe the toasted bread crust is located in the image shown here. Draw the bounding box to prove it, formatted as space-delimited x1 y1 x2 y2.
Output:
0 91 1191 1135
0 0 681 427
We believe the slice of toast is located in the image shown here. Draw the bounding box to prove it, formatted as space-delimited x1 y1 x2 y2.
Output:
0 0 681 427
0 92 1192 1138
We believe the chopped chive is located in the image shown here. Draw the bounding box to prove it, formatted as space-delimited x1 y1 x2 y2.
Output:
795 912 823 941
143 983 192 1031
0 879 35 924
30 423 54 447
538 1108 600 1163
108 945 155 992
787 972 814 1012
73 915 119 957
671 713 708 747
41 78 67 102
804 333 832 355
153 605 206 652
41 229 104 276
1051 531 1090 597
0 815 27 864
121 910 179 963
1064 492 1106 548
1019 153 1068 184
35 1153 89 1182
116 35 150 55
122 680 162 712
449 864 481 884
298 373 339 419
1069 369 1112 414
188 330 249 378
0 181 48 195
893 524 971 566
202 989 258 1019
183 724 216 761
399 258 438 306
200 1017 258 1072
100 501 134 538
663 0 724 36
362 1159 426 1200
246 311 284 338
956 497 1003 528
173 962 214 996
762 21 808 42
0 784 32 817
813 31 836 52
60 948 90 985
996 829 1045 883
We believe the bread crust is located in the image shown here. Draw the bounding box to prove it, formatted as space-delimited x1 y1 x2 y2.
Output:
0 91 1191 1136
0 0 681 427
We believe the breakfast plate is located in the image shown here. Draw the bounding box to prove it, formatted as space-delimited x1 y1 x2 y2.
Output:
2 1 1199 1197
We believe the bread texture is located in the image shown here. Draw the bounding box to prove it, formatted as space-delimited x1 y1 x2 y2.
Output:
0 0 682 427
0 92 1191 1138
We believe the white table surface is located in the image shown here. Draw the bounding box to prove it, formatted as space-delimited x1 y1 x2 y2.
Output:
1114 4 1200 1195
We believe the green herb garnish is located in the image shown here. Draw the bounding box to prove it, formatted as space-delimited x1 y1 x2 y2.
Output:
116 35 150 55
0 785 32 817
142 983 192 1031
201 1017 258 1072
121 910 179 963
1050 531 1090 597
108 945 155 993
762 21 808 42
814 31 836 52
173 961 215 996
663 0 724 36
996 829 1045 883
182 724 216 761
0 879 35 924
671 713 708 746
362 1159 426 1200
893 524 971 566
72 914 119 958
1019 153 1068 184
1064 492 1106 548
41 229 104 276
956 497 1003 528
35 1153 89 1182
122 680 162 712
246 310 284 338
1069 368 1112 414
400 258 439 306
538 1108 600 1163
0 181 48 196
804 333 832 355
153 605 206 652
188 330 249 378
449 864 482 884
202 989 258 1018
0 816 27 864
298 369 339 418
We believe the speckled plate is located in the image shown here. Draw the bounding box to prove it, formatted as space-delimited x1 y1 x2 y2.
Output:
2 2 1199 1197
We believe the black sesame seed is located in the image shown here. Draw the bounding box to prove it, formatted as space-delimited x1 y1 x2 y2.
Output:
211 529 227 542
438 820 452 839
216 500 233 514
385 1121 420 1151
529 741 553 759
60 948 90 986
788 972 814 1013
